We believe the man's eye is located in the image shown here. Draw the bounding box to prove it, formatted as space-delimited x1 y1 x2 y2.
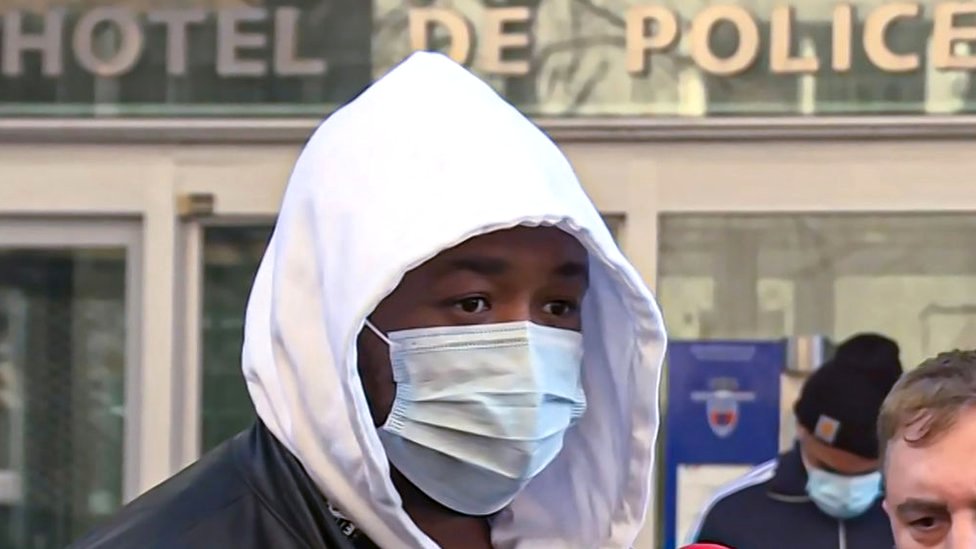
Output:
909 516 940 532
543 300 578 317
455 297 490 314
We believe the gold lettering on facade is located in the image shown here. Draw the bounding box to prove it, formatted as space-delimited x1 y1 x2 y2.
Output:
408 8 472 65
480 7 531 75
863 2 921 72
932 2 976 70
832 4 854 72
690 5 760 76
771 6 818 74
2 3 976 79
625 6 679 74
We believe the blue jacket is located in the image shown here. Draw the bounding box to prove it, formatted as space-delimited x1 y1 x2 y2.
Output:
688 446 893 549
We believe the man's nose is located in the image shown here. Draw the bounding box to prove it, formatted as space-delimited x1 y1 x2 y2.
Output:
495 301 533 323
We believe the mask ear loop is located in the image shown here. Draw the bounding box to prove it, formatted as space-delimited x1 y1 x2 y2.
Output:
365 319 394 347
364 320 409 432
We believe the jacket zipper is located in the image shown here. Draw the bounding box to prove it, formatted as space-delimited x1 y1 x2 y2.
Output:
838 520 847 549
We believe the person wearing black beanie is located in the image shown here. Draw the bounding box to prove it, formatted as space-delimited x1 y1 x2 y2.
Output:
794 333 903 463
689 333 903 549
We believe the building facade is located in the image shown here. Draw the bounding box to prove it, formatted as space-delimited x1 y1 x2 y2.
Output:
1 1 976 547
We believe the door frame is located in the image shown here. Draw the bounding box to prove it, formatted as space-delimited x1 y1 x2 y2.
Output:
175 215 276 469
0 217 144 502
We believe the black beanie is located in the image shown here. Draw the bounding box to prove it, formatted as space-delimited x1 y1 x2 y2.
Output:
794 334 903 459
833 333 903 386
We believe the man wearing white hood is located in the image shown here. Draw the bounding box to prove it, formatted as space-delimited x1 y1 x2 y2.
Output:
71 53 666 549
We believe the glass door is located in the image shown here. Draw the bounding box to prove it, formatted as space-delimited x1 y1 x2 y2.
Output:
0 219 140 549
177 219 274 464
198 222 273 452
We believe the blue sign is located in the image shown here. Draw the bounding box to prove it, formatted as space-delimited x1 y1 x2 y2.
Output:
663 340 785 548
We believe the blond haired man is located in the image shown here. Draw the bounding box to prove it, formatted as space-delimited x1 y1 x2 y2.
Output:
880 350 976 548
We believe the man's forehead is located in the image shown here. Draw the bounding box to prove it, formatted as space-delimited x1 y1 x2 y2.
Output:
888 407 976 454
886 415 976 499
426 226 586 264
451 225 581 249
886 455 976 512
391 226 589 288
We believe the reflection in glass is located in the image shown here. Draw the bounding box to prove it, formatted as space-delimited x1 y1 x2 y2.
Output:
0 0 372 117
2 0 973 117
376 0 974 117
658 214 976 369
201 225 272 452
0 248 126 548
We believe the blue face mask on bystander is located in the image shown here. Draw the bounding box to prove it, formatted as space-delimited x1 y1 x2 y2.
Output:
805 465 882 519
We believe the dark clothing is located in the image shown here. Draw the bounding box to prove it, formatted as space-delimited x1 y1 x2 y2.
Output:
69 422 379 549
693 446 893 549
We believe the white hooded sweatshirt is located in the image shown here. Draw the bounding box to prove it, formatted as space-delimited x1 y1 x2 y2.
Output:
242 52 667 549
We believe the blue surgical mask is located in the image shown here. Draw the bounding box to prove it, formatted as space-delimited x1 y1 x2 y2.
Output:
805 465 881 519
366 320 586 516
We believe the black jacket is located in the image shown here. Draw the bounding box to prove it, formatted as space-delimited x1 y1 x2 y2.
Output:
691 446 893 549
69 422 378 549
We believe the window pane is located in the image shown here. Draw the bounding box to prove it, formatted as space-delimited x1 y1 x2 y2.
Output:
201 225 272 451
658 213 976 369
0 248 126 548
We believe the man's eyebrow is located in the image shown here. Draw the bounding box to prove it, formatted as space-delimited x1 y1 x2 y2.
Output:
440 257 510 277
554 260 588 278
432 257 588 279
896 498 949 515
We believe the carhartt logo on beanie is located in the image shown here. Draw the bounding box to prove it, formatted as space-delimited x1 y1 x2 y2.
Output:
794 334 903 459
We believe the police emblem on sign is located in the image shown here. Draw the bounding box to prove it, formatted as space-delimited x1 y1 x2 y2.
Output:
706 390 739 438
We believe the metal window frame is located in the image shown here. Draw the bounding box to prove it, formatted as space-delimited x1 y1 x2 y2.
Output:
2 115 976 145
176 215 275 467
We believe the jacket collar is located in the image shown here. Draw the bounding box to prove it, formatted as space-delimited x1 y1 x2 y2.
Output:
232 421 358 548
767 444 811 502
